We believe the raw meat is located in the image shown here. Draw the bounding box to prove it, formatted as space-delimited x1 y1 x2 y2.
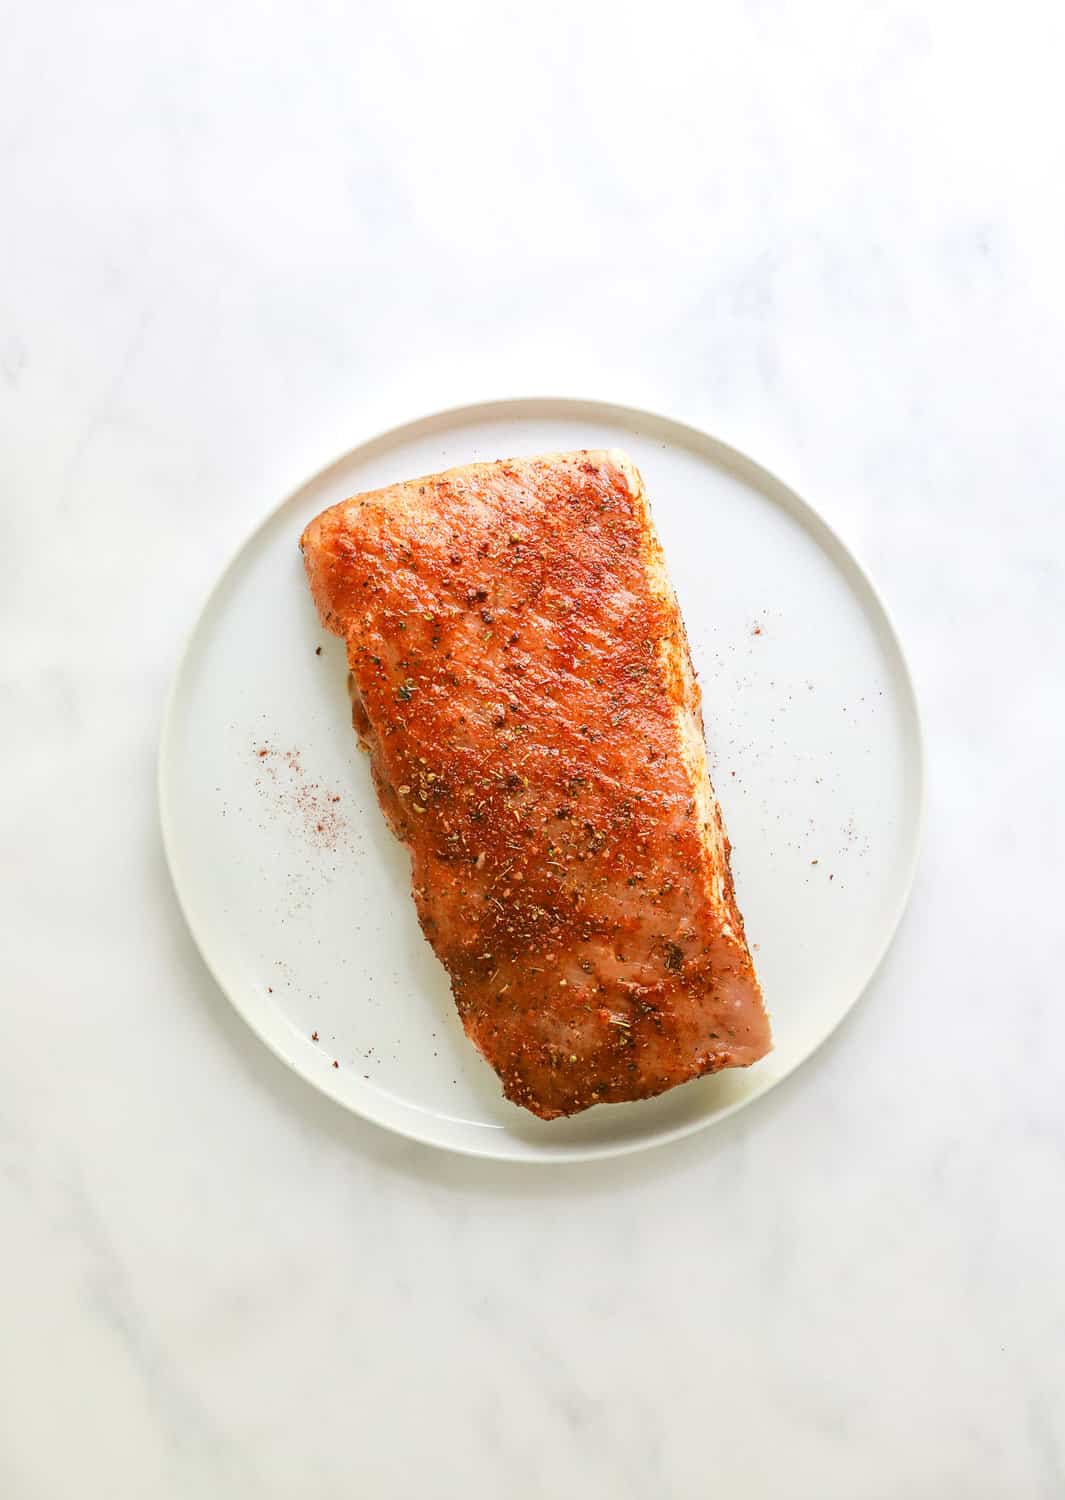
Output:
300 450 770 1118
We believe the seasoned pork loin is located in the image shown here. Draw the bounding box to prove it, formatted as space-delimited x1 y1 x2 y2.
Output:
301 450 770 1118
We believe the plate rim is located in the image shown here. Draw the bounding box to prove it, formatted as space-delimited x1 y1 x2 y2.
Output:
158 395 926 1163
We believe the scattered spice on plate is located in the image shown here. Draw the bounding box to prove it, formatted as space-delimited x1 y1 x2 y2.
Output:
253 744 347 851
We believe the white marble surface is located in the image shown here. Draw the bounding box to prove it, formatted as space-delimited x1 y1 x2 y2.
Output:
2 2 1063 1494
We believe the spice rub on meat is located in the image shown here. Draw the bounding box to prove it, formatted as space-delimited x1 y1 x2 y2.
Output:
300 450 770 1119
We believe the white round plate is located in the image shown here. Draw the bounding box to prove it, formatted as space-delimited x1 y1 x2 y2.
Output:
160 398 923 1162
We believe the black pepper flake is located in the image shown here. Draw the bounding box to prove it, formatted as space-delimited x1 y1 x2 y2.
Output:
664 941 685 972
